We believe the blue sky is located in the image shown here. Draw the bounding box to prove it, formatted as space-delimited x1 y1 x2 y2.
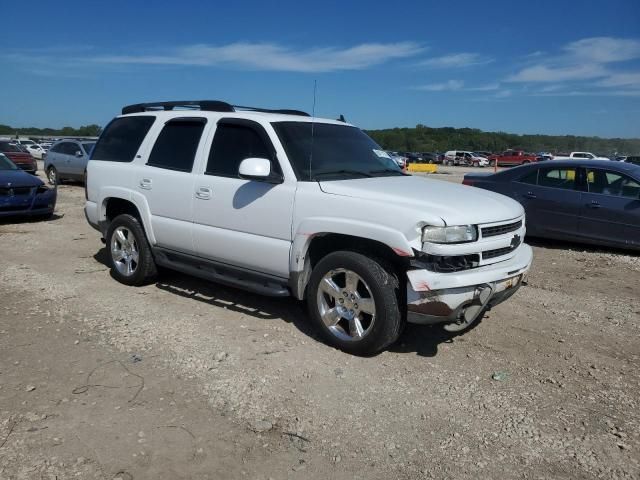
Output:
1 0 639 138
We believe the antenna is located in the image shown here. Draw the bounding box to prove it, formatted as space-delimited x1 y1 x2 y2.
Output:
308 80 317 181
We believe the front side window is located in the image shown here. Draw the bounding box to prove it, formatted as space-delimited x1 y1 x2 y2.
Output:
82 142 95 155
206 123 273 177
587 169 640 198
538 168 577 190
272 122 402 181
62 143 79 156
147 118 206 172
92 115 156 162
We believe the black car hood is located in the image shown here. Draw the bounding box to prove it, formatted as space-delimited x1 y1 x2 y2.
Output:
0 170 43 188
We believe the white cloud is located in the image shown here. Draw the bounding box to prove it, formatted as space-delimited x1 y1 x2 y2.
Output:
417 52 492 68
414 79 464 91
597 72 640 88
507 64 608 82
92 41 424 73
563 37 640 63
466 83 500 91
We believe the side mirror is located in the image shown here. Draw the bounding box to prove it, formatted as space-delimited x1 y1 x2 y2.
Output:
75 150 83 157
238 157 282 183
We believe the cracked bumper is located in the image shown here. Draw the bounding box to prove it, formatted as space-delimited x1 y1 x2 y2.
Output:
406 244 533 325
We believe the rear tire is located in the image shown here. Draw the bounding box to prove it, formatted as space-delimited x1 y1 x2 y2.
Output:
47 166 60 185
106 214 157 286
306 251 403 355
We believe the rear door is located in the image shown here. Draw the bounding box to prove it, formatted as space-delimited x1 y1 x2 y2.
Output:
135 117 208 254
579 168 640 248
67 142 87 178
512 166 581 238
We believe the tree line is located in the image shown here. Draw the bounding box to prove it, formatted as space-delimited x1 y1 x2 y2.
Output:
366 124 640 156
0 124 102 137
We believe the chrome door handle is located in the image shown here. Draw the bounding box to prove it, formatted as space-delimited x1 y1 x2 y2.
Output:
524 191 537 199
195 186 212 200
588 201 601 209
139 178 152 190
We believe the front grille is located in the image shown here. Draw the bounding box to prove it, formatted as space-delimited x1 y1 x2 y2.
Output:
419 253 480 272
481 220 522 238
483 234 522 260
0 187 34 196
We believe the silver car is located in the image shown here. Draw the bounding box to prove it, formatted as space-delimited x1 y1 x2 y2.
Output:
44 140 95 184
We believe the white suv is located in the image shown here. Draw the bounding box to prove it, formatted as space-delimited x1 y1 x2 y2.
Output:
85 100 532 355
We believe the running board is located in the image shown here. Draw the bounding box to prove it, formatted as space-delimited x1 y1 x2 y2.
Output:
152 248 290 297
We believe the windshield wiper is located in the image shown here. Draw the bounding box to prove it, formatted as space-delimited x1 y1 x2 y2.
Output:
368 168 406 176
313 169 373 179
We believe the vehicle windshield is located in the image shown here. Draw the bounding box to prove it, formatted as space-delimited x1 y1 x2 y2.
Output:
82 142 96 154
21 140 35 146
272 122 403 180
0 142 21 153
0 153 18 170
472 152 486 158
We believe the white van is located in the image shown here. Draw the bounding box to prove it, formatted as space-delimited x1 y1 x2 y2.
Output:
444 151 489 167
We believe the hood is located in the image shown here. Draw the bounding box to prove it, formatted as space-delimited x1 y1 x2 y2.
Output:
319 175 523 225
0 169 44 187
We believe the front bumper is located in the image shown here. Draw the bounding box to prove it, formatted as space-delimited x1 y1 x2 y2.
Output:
0 188 56 218
406 244 533 325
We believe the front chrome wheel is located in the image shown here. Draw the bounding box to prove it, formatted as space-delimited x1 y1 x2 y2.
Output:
47 167 56 185
110 226 139 277
316 268 376 342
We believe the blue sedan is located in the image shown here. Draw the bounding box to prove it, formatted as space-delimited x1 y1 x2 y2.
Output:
0 153 57 219
463 160 640 251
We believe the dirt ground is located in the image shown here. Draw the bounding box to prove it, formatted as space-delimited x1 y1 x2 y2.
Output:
1 165 639 479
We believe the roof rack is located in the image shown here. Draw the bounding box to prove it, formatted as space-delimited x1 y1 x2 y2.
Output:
121 100 310 117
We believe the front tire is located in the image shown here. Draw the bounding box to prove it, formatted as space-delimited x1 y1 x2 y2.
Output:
106 214 157 286
306 251 403 355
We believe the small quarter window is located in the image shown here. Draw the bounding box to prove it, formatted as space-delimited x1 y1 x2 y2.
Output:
518 169 538 185
147 118 206 172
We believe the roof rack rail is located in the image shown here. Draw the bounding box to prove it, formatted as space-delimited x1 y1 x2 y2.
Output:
233 105 310 117
121 100 310 117
122 100 234 115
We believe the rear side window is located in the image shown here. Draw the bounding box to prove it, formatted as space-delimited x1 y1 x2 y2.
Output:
587 169 640 198
92 116 155 162
206 123 273 177
538 168 577 190
147 118 206 172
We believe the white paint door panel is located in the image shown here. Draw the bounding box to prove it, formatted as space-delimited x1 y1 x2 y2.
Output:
192 176 294 278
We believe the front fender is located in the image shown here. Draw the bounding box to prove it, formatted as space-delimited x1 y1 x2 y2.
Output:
290 217 416 274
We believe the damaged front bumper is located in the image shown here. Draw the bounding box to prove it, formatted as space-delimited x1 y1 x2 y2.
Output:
406 244 533 326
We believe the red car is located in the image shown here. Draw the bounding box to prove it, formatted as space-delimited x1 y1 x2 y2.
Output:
489 150 538 167
0 141 38 174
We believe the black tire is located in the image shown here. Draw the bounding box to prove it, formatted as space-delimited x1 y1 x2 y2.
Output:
106 214 157 286
306 251 403 355
47 166 60 185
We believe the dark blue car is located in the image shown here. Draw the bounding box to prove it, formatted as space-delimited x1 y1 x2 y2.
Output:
463 160 640 251
0 153 57 219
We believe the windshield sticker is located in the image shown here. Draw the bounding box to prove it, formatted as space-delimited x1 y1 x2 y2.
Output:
373 149 391 159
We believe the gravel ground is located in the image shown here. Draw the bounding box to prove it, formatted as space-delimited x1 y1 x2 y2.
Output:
1 167 639 479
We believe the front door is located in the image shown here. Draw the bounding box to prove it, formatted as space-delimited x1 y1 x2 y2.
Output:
192 119 295 278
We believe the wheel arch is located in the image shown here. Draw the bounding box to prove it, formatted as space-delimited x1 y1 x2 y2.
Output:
100 191 155 244
289 221 415 300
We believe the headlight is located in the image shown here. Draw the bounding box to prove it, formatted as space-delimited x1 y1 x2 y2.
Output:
422 225 477 243
36 185 50 194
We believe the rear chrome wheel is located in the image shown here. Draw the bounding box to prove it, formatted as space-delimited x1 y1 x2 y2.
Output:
110 226 140 277
47 166 58 185
106 214 157 286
